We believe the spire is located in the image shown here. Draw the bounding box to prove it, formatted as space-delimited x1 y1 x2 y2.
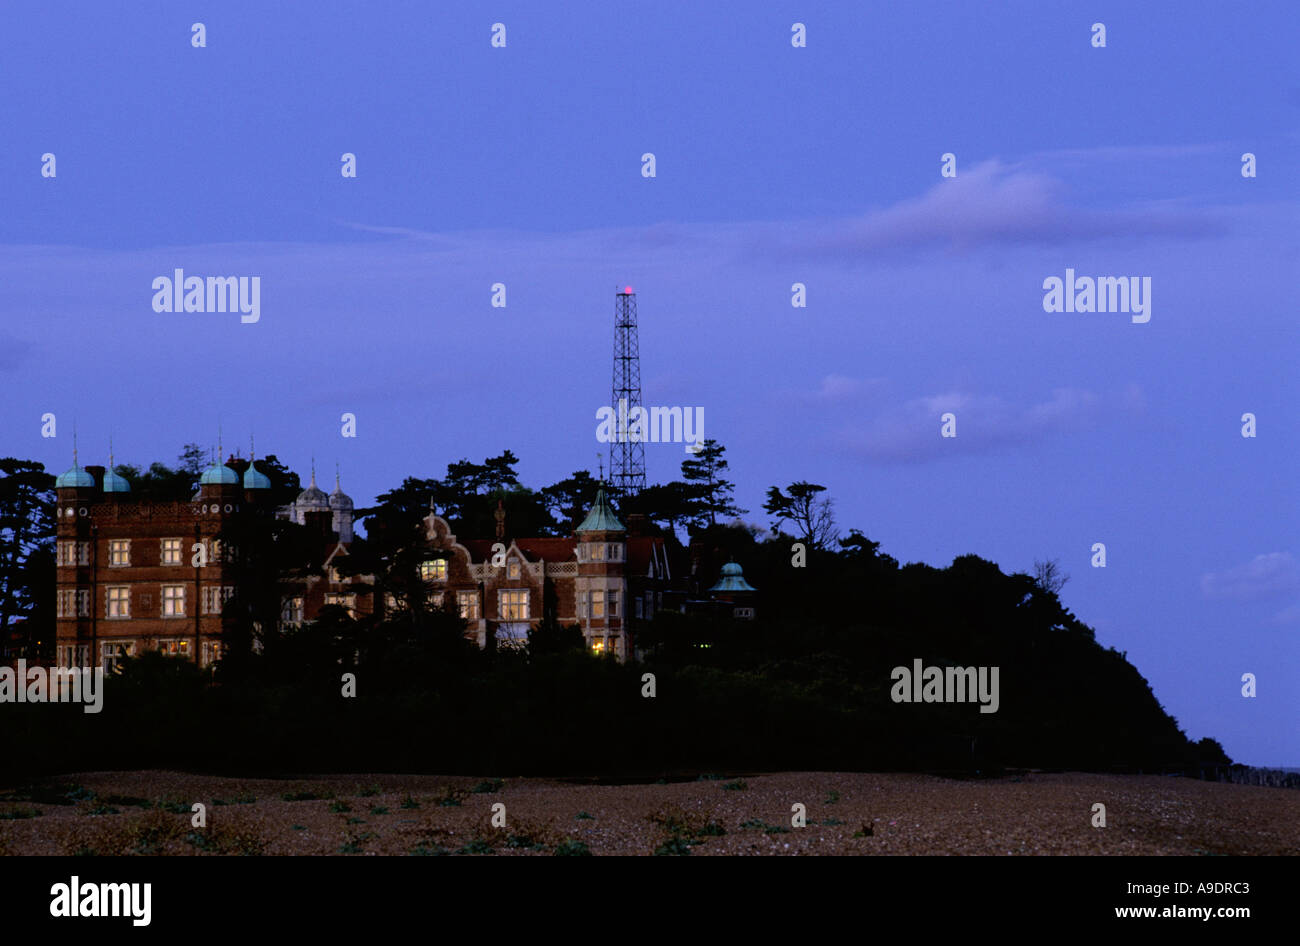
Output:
576 487 625 534
310 456 317 488
335 462 341 491
73 421 79 469
108 433 114 469
249 434 256 462
218 424 223 462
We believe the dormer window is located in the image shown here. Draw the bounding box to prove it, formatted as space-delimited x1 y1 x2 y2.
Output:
507 558 521 580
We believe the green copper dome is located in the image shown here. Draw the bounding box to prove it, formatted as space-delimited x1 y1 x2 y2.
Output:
102 468 131 493
709 560 757 593
576 488 624 533
56 465 95 488
243 464 272 490
200 462 240 486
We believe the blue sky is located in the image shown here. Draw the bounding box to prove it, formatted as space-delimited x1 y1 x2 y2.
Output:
1 1 1296 765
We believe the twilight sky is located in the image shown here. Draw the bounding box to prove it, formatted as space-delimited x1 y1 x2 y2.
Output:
1 1 1296 765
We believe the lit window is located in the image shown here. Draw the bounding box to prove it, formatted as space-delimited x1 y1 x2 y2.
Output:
57 541 75 566
324 593 356 612
506 558 521 580
162 584 186 617
201 641 223 667
158 640 191 657
429 591 444 608
109 539 130 566
591 589 605 619
160 538 183 566
499 589 529 621
590 543 606 562
457 591 480 620
106 586 130 619
591 638 606 654
209 538 222 564
419 558 448 582
100 641 134 673
281 596 304 627
328 566 342 583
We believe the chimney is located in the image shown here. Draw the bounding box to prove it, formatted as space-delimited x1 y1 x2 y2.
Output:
494 498 506 541
625 513 647 537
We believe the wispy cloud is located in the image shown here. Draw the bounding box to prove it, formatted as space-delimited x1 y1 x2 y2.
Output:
831 384 1136 463
1201 552 1300 601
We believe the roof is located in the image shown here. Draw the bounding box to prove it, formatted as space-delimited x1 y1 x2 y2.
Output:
709 560 757 593
576 488 624 533
200 463 239 486
244 465 272 490
102 469 131 493
55 466 95 488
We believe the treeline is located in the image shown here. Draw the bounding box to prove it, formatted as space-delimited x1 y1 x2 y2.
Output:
0 445 1232 779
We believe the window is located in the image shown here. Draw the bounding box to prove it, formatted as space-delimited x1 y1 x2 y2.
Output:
324 593 356 616
428 591 444 608
106 586 130 618
590 589 605 619
109 539 130 567
78 542 90 565
57 541 75 566
77 589 89 616
499 589 529 621
591 638 607 654
281 596 304 627
419 558 447 582
158 640 191 657
201 640 223 667
162 585 186 617
457 591 480 620
589 543 606 562
328 565 343 583
160 538 183 566
384 592 400 611
101 641 134 673
202 586 235 615
608 591 619 618
634 596 643 619
208 538 222 564
506 558 521 580
76 645 90 668
607 544 622 561
57 590 73 617
577 590 587 618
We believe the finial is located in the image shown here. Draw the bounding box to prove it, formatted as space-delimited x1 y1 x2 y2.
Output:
218 423 224 462
73 420 79 468
335 462 340 490
310 456 317 487
109 433 114 469
597 453 604 482
249 434 255 462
